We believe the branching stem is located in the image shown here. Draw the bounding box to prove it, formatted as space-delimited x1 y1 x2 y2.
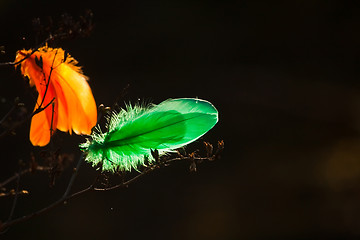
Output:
0 153 215 233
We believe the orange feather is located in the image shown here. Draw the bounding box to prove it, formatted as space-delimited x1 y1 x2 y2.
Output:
15 46 97 146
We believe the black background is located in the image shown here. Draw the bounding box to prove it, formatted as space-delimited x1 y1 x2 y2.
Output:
1 0 360 239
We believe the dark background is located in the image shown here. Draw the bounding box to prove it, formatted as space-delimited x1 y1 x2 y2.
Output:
1 0 360 239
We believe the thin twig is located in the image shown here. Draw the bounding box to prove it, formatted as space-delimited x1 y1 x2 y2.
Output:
0 190 28 198
0 195 66 232
0 170 27 189
0 97 55 139
93 167 153 192
38 49 58 109
0 42 59 140
0 36 60 140
0 48 37 67
7 173 20 222
32 97 55 116
0 154 211 232
111 83 130 110
62 153 84 198
0 33 67 67
0 166 51 189
0 102 18 126
0 139 223 233
49 101 55 139
0 152 84 232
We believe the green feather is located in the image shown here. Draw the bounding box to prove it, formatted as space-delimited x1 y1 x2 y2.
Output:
80 98 218 172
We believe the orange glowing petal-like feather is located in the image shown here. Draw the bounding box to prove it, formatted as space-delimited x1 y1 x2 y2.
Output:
52 60 97 135
16 49 59 146
30 90 57 146
15 46 97 146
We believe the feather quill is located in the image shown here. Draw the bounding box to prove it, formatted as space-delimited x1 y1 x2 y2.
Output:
80 98 218 172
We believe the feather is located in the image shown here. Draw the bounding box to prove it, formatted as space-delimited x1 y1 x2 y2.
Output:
15 46 97 146
80 98 218 172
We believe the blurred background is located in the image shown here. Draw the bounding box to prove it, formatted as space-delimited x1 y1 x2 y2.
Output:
1 0 360 239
